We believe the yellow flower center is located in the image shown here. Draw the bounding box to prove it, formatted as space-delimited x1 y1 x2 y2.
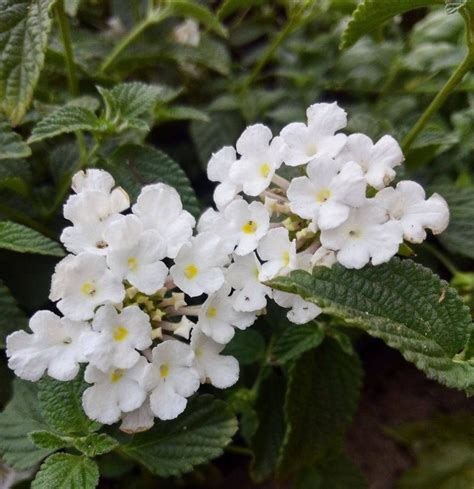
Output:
127 257 139 271
349 228 362 239
160 363 170 378
254 267 260 279
242 220 258 234
282 251 290 267
207 307 218 318
195 348 203 359
306 143 317 156
81 282 96 296
259 163 271 178
316 188 332 203
112 325 128 342
110 369 124 383
184 264 198 279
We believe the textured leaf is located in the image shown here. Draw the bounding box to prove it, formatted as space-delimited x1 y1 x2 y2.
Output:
38 376 100 436
0 221 64 256
98 82 161 121
155 105 209 123
223 328 266 365
269 258 474 392
0 279 27 346
0 120 31 159
71 433 118 457
446 0 467 14
217 0 264 19
277 340 362 477
106 144 200 217
32 454 99 489
29 431 67 451
122 395 237 477
250 370 286 482
273 322 325 365
168 0 227 38
0 0 55 125
28 106 103 144
0 379 54 470
433 185 474 259
341 0 444 49
0 159 30 196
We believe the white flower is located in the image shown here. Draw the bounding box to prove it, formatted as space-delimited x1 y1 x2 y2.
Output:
170 232 229 297
223 200 270 255
310 246 337 268
207 146 242 208
336 133 404 190
287 157 366 230
257 228 297 281
132 183 195 259
142 340 200 420
83 305 152 372
82 357 148 424
227 253 272 312
280 102 347 166
321 201 403 269
374 180 449 243
72 169 116 194
190 328 239 388
273 291 322 325
49 253 125 321
229 124 286 196
120 399 155 433
173 19 200 46
6 311 89 382
104 215 168 294
197 207 236 255
197 285 256 344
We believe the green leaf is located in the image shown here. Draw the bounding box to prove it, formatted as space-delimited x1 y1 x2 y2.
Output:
277 339 362 477
273 322 325 365
0 380 54 470
0 0 55 125
446 0 467 14
0 159 30 196
223 328 266 365
105 144 200 217
0 279 27 347
28 106 103 144
71 433 118 458
0 120 31 159
168 0 227 38
433 185 474 259
155 105 209 123
29 431 67 451
122 395 237 477
340 0 444 49
32 453 99 489
38 376 100 436
217 0 264 20
250 370 286 482
0 221 64 256
98 82 161 121
65 0 81 16
295 452 367 489
269 258 474 392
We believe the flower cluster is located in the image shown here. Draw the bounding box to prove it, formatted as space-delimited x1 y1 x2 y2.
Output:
5 101 450 430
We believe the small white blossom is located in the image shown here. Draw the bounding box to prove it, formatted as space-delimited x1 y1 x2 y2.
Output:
257 228 297 281
191 328 239 388
375 180 450 243
336 133 404 190
132 183 195 258
83 305 152 372
170 232 229 297
49 253 125 321
287 157 366 230
120 399 155 433
6 311 89 382
311 246 337 268
321 201 403 269
82 357 148 425
207 146 242 208
273 291 322 325
227 253 272 312
197 207 236 255
197 284 256 344
104 215 168 294
280 102 347 166
223 200 270 255
173 19 200 46
72 169 116 194
142 340 200 420
230 124 286 196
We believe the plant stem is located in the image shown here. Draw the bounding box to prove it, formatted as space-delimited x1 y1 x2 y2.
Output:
422 242 459 276
100 8 168 74
224 445 253 457
55 0 87 162
402 7 474 152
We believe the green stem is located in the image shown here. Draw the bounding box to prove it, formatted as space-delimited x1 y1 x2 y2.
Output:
422 242 459 276
55 0 87 162
100 7 168 74
224 445 253 457
402 7 474 152
0 202 57 240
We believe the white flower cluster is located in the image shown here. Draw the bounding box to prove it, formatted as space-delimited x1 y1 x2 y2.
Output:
5 101 450 430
